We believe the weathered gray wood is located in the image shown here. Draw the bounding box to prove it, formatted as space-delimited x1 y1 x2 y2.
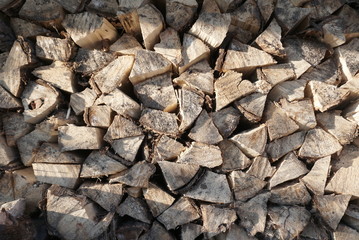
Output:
268 80 307 102
0 198 26 218
257 0 275 24
343 204 359 232
87 0 118 16
334 224 359 240
0 85 22 109
154 28 181 68
322 17 346 48
139 108 178 135
301 156 331 195
338 4 359 40
231 0 261 35
270 182 311 205
211 107 240 138
336 38 359 82
305 0 345 20
111 135 144 162
300 58 340 86
326 163 359 198
177 142 222 168
255 19 285 58
54 0 84 13
2 113 33 147
333 145 359 172
166 0 197 31
224 224 259 240
34 143 83 164
0 135 18 167
314 194 351 230
300 219 331 240
36 36 75 61
143 183 175 217
181 223 203 240
144 221 175 240
235 92 267 123
73 48 115 75
104 115 142 142
70 88 97 115
247 156 276 180
261 63 295 87
10 17 50 38
201 0 220 13
0 171 14 205
219 140 251 172
229 171 266 201
110 33 143 55
117 196 152 224
153 135 185 161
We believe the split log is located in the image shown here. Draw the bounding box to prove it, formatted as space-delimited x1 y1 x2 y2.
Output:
103 115 142 142
257 0 275 25
0 51 8 68
0 171 14 204
111 135 145 162
32 163 81 189
246 156 276 180
229 171 266 201
34 143 83 164
343 204 359 231
53 0 85 13
344 100 359 125
158 161 199 191
255 19 285 58
86 0 118 16
36 36 75 61
165 0 197 31
230 0 261 36
70 88 97 115
200 0 220 14
189 12 231 48
109 33 143 55
333 146 359 172
62 12 118 49
0 198 26 218
213 0 240 12
143 183 175 217
268 80 307 102
322 17 346 48
301 156 331 195
231 124 267 158
109 161 156 188
139 108 178 135
219 140 251 171
224 224 259 240
325 163 359 197
143 221 175 240
188 110 222 144
154 28 182 68
118 9 141 40
235 193 270 236
336 38 359 82
0 85 22 109
84 105 113 128
183 170 232 204
10 17 50 38
201 204 237 238
270 182 311 205
0 135 18 167
305 0 344 20
134 73 177 112
116 219 150 240
158 197 200 230
298 128 343 158
337 4 359 40
73 48 115 75
2 113 33 147
32 61 77 93
235 92 267 123
211 107 240 138
181 223 203 240
300 58 340 86
117 195 152 224
334 224 359 240
177 142 222 168
261 63 295 86
266 131 306 161
129 49 172 84
153 135 185 161
222 39 277 73
300 219 330 240
125 187 142 198
80 150 127 178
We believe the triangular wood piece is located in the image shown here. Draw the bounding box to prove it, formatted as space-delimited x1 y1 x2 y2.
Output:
0 85 22 109
188 110 223 145
154 28 182 67
219 140 251 172
184 170 232 204
270 182 311 205
145 221 175 240
314 194 351 230
35 36 75 61
153 135 185 161
70 88 97 115
300 58 339 85
229 171 266 201
211 107 241 138
325 164 359 197
261 63 295 86
104 115 142 142
222 39 277 73
255 19 285 58
230 0 261 35
74 48 115 75
34 143 83 164
117 195 152 224
257 0 275 24
334 224 359 240
301 156 331 195
201 0 221 13
181 223 203 240
235 92 267 123
215 71 256 111
84 105 113 128
333 145 359 172
336 38 359 82
158 161 200 191
166 0 197 31
143 183 175 217
247 156 276 180
269 152 308 189
139 108 179 135
11 17 50 38
177 142 222 168
111 135 144 162
109 33 143 55
268 80 307 102
80 151 127 178
298 128 343 158
129 49 172 84
231 124 267 158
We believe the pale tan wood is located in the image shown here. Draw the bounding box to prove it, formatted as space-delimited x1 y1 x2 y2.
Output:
177 142 222 168
143 183 175 217
336 38 359 82
91 55 134 94
333 145 359 172
246 155 276 180
300 58 340 86
254 73 273 94
337 5 359 40
177 88 204 132
211 107 240 138
189 12 231 48
73 48 115 75
36 36 75 61
70 88 97 115
261 63 295 86
87 0 118 16
298 128 343 158
219 140 251 172
111 135 145 162
104 115 142 142
201 204 237 238
343 99 359 125
166 0 197 31
231 124 267 158
117 195 152 224
235 193 270 236
230 0 261 35
2 112 33 147
10 17 50 38
266 131 306 161
154 28 181 68
229 170 266 202
0 85 22 109
301 219 331 240
257 0 275 24
341 73 359 100
314 194 351 230
222 40 277 73
153 135 185 161
0 198 26 218
0 135 18 167
80 150 127 178
109 161 156 188
181 223 203 240
110 33 143 55
334 224 359 240
158 161 199 191
62 12 118 49
322 17 346 48
270 182 311 205
118 9 141 40
139 108 178 135
183 170 232 204
129 49 172 84
301 156 330 195
215 71 256 111
255 19 285 58
235 92 267 123
268 80 307 102
134 73 177 112
34 142 83 164
158 197 200 230
84 105 113 128
32 163 81 189
268 205 311 240
125 186 143 198
201 0 220 14
53 0 84 13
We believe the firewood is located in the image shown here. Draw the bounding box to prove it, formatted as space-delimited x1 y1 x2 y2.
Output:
0 171 14 204
184 170 232 204
139 108 178 135
134 73 177 112
62 12 118 49
235 193 270 236
79 181 123 211
210 107 240 138
18 0 64 28
343 204 359 232
103 115 142 142
129 49 172 84
80 150 127 178
181 223 203 240
267 205 311 240
165 0 197 32
305 0 344 20
69 88 97 115
298 128 343 158
301 219 331 239
84 105 113 128
322 17 346 48
179 33 210 74
177 88 204 132
256 20 286 58
261 63 295 87
109 161 155 188
231 124 267 158
219 139 251 172
266 131 306 161
73 48 115 75
301 156 330 195
189 12 231 48
201 204 237 238
177 142 222 168
235 92 267 123
118 9 141 40
153 135 185 161
224 224 258 240
2 113 33 147
125 186 143 198
229 171 266 201
117 195 152 224
158 161 199 191
34 143 83 164
143 183 175 217
215 71 256 111
53 0 85 13
91 55 134 94
303 59 339 86
257 0 275 25
230 0 261 36
144 221 175 240
32 163 81 189
337 4 359 40
116 219 150 240
0 51 8 68
336 38 359 82
344 99 359 125
0 198 26 218
0 135 18 167
86 0 118 16
188 110 222 144
314 194 351 230
268 80 307 102
153 28 181 69
109 33 143 55
111 135 144 162
118 0 149 11
212 0 240 12
325 163 359 197
35 36 75 62
334 224 359 240
10 17 50 38
0 85 22 109
270 182 311 205
333 145 359 172
158 197 200 230
247 156 276 180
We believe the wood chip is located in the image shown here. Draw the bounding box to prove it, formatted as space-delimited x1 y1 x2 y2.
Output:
139 108 179 135
117 195 152 224
247 156 276 180
177 142 222 168
229 171 266 201
270 182 311 205
143 183 175 217
166 0 197 32
301 156 331 195
219 140 251 172
255 19 285 58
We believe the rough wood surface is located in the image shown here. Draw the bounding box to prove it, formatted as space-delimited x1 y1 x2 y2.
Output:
230 0 261 35
36 36 75 61
70 88 97 115
139 108 178 135
0 135 18 167
10 17 50 38
229 170 266 201
301 156 331 195
334 224 359 240
300 58 340 85
117 196 152 224
177 142 222 168
111 135 144 162
0 85 22 109
109 33 142 55
219 140 251 172
34 143 83 164
84 105 113 128
326 163 359 198
268 80 307 102
165 0 197 31
73 48 115 75
247 156 276 180
104 115 142 142
143 183 175 217
255 19 285 58
211 107 240 138
154 28 182 67
181 223 203 240
235 92 267 123
261 63 295 86
153 135 185 161
270 182 311 205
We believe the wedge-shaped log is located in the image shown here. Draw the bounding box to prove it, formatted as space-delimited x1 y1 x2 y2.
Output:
166 0 197 31
36 36 75 61
270 182 311 205
235 92 267 123
10 17 50 38
300 58 340 86
84 105 113 128
267 131 306 161
87 0 118 15
189 110 222 144
336 38 359 82
334 224 359 240
301 156 330 195
0 135 18 167
53 0 85 13
177 142 222 168
211 107 240 138
154 28 182 67
139 108 178 135
70 88 97 115
326 164 359 198
231 0 261 35
109 33 142 55
153 135 185 161
34 143 83 164
229 171 266 202
117 195 152 224
247 156 276 180
255 19 285 58
181 223 203 240
261 63 295 86
104 115 142 142
143 183 175 217
257 0 275 24
73 48 115 75
268 80 307 102
338 4 359 40
111 135 144 162
219 140 251 172
0 85 22 109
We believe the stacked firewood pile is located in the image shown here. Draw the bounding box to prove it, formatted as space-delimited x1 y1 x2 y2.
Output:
1 0 359 239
